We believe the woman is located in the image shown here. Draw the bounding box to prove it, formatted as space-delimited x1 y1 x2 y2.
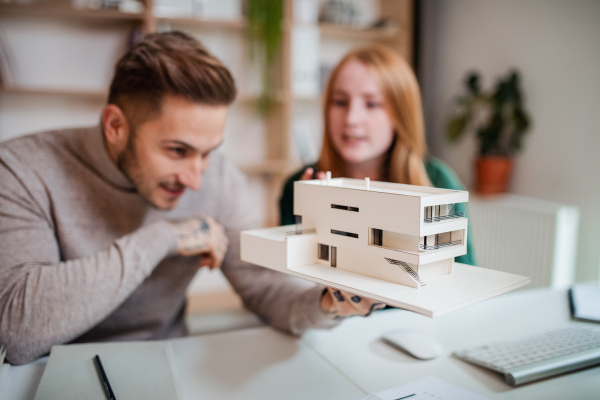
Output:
280 44 475 266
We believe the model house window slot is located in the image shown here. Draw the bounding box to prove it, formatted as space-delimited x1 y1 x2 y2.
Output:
423 204 465 223
331 246 337 267
369 228 420 252
318 244 330 261
331 204 359 212
372 228 383 246
331 229 359 238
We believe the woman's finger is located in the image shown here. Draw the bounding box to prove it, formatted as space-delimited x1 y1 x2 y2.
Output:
300 168 314 181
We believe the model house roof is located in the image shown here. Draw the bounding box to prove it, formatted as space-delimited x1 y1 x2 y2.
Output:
299 178 465 198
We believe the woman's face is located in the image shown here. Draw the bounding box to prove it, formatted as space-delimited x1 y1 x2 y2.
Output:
328 59 395 165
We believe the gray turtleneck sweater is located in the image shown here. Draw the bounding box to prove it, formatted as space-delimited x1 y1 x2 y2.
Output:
0 126 337 365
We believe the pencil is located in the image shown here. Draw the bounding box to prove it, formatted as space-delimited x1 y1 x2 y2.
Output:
93 354 117 400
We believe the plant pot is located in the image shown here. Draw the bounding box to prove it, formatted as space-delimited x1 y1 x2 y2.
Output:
475 156 513 195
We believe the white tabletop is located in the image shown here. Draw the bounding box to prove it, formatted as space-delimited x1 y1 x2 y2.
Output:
4 328 366 400
5 287 600 400
303 287 600 399
169 327 364 400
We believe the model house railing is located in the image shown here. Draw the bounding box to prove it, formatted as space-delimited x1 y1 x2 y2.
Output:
286 228 316 236
419 239 462 251
423 212 464 224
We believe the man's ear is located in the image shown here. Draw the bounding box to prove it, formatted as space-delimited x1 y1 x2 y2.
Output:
102 104 130 152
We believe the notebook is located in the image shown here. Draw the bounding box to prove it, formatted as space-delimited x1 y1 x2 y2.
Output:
570 281 600 323
33 341 182 400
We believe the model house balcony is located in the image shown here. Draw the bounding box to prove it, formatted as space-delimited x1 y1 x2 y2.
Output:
423 204 465 223
369 227 465 254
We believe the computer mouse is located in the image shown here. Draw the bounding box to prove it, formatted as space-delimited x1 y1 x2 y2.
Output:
382 330 443 360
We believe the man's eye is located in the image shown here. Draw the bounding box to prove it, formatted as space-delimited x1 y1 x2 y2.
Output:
169 147 186 157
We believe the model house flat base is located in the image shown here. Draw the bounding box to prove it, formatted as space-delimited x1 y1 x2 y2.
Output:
241 177 530 317
241 225 530 317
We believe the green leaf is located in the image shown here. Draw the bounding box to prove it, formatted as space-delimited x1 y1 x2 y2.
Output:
247 0 283 115
465 72 481 95
446 115 468 141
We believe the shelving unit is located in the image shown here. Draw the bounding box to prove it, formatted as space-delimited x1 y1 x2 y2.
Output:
0 0 415 226
0 86 108 99
0 1 144 21
319 23 399 41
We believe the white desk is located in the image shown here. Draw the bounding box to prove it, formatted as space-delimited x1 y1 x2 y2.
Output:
5 288 600 399
4 328 365 400
303 287 600 399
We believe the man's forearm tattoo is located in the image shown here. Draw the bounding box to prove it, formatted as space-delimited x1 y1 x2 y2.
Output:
171 217 212 255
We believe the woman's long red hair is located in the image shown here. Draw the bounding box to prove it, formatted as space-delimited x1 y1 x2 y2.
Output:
317 44 431 186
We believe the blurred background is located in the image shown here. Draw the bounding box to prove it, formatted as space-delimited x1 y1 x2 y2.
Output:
1 0 598 329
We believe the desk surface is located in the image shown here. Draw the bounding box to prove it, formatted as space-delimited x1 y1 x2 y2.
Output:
303 287 600 399
5 288 600 400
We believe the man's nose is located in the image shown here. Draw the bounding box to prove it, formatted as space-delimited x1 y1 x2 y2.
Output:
178 157 203 191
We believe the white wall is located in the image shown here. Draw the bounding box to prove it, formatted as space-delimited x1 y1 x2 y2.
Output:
0 16 127 140
420 0 600 281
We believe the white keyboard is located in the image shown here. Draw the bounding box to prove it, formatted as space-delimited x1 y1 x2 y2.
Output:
453 326 600 386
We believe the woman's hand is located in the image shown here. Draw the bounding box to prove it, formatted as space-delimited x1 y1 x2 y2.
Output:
300 167 326 181
321 287 386 318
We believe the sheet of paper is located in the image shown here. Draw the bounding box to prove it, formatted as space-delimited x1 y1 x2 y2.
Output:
33 341 182 400
361 376 490 400
0 363 10 400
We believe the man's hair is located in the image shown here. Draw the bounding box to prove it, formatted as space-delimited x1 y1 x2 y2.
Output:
108 31 236 127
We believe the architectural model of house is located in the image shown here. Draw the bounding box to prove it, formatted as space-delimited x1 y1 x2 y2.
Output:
241 176 530 317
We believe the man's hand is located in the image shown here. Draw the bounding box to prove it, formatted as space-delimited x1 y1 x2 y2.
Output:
321 287 386 318
167 215 229 269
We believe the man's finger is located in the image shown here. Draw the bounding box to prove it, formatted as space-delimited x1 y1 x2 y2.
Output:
322 288 386 317
199 257 212 268
339 290 374 315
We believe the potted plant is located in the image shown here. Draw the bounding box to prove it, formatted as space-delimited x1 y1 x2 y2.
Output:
247 0 283 115
446 70 531 194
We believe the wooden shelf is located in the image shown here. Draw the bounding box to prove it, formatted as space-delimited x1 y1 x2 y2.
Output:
0 86 107 100
0 2 144 22
235 91 288 105
319 23 400 41
156 16 246 30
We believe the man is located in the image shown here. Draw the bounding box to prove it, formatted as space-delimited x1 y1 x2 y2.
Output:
0 32 383 365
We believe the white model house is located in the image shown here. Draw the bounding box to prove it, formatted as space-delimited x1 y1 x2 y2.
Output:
246 176 468 289
241 176 530 317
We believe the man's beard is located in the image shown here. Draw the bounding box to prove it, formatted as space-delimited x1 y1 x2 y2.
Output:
116 134 184 209
116 135 155 206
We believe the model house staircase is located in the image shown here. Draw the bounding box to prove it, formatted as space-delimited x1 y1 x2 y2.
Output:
385 258 427 287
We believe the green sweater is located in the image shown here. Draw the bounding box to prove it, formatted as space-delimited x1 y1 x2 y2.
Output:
279 158 476 266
